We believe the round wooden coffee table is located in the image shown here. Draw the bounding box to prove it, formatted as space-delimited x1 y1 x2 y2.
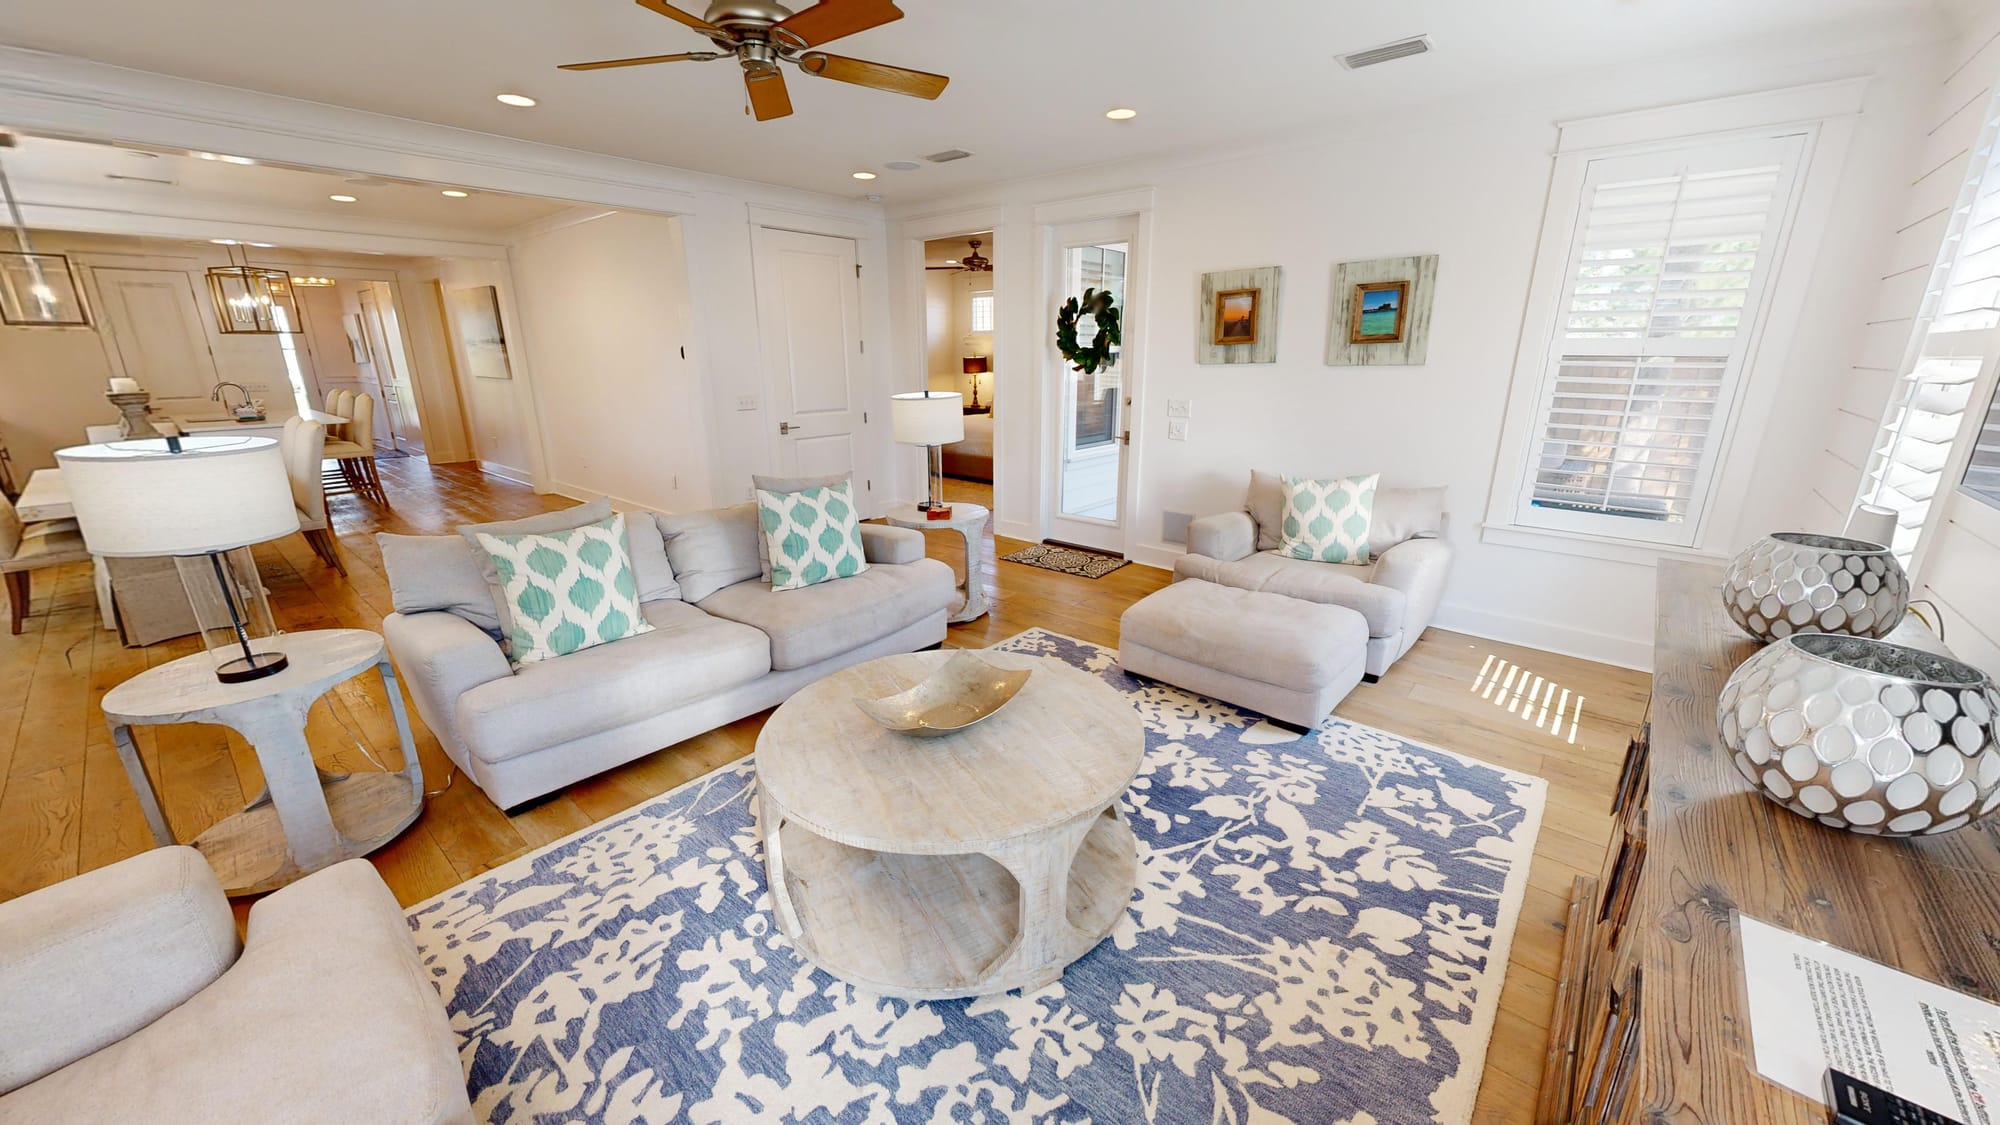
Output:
756 649 1143 999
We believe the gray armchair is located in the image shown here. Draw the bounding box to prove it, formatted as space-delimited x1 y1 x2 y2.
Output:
0 847 471 1123
1175 474 1452 678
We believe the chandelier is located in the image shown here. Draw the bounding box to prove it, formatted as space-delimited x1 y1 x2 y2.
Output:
0 136 91 328
205 243 300 334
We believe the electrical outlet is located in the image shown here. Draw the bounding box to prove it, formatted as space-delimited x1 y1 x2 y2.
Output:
1167 419 1189 441
1166 398 1192 419
736 394 759 411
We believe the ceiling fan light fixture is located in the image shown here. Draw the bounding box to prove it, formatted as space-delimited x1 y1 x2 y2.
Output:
495 93 538 107
1104 107 1138 121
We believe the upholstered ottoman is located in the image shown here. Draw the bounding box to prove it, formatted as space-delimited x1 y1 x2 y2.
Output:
1118 578 1369 728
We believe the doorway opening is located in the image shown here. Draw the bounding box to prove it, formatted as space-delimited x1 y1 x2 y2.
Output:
922 232 997 511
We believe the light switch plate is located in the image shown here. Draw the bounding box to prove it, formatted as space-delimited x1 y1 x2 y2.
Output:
736 394 759 411
1166 398 1192 419
1167 419 1189 441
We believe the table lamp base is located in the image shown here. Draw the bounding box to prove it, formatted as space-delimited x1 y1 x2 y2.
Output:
215 651 289 684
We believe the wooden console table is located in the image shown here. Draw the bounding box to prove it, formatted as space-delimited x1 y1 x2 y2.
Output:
1539 560 2000 1123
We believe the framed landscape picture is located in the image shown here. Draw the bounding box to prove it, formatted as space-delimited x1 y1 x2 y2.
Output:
445 285 514 381
1327 255 1438 366
1348 280 1409 344
1212 287 1260 346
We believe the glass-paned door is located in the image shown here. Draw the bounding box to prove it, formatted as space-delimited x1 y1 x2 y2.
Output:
1050 217 1138 551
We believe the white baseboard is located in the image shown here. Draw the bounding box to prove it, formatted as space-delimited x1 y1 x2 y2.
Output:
995 518 1039 543
547 480 686 517
1127 541 1185 572
1432 601 1652 672
478 461 533 486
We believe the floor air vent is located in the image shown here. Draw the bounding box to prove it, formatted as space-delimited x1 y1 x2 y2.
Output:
1337 35 1432 70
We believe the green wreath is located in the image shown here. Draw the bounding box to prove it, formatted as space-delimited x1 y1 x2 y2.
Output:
1055 288 1122 375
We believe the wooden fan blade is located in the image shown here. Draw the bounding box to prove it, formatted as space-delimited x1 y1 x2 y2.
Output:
634 0 722 35
798 52 948 99
745 69 794 121
774 0 903 48
559 52 707 71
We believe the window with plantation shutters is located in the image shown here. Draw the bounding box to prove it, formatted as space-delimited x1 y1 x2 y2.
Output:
1516 134 1808 545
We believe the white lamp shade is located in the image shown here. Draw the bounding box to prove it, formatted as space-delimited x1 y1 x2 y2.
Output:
56 436 301 556
1845 503 1899 549
890 392 964 445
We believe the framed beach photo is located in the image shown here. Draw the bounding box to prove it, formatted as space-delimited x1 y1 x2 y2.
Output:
1348 280 1409 344
1211 287 1260 346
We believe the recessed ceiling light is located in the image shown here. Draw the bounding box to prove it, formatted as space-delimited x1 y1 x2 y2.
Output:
851 171 878 180
249 242 275 248
496 93 537 107
209 238 239 245
441 189 470 198
1105 107 1138 121
196 152 256 164
884 160 921 171
329 194 357 203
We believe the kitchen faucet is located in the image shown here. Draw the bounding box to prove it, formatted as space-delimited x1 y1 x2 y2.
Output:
211 382 250 412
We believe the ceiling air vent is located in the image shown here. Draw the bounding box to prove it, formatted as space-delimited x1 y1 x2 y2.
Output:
925 149 974 164
1337 35 1432 70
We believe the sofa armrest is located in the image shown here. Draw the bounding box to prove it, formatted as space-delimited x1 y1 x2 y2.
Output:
382 610 512 769
0 846 238 1094
1372 537 1452 653
1187 511 1257 562
861 523 926 565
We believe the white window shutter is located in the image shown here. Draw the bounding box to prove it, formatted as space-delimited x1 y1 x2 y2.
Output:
1518 135 1807 544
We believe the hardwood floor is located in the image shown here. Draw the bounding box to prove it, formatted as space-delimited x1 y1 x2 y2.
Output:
0 459 1648 1122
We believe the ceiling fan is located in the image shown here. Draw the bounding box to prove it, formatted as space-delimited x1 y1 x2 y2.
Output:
561 0 949 122
926 239 991 273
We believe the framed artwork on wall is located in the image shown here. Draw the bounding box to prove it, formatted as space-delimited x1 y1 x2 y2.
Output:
343 313 370 364
445 285 514 381
1196 266 1281 364
1327 255 1437 366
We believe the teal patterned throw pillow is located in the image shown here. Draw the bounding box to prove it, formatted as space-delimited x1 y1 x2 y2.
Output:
1278 473 1380 565
756 479 869 591
472 513 653 665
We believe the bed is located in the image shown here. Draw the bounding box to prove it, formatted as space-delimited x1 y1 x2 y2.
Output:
942 410 993 482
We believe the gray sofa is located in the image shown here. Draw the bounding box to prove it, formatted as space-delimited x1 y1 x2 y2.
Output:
0 848 470 1123
381 499 956 810
1176 473 1451 678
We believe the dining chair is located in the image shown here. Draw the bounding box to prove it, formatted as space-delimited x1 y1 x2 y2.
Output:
323 388 353 441
282 417 345 575
322 392 386 505
0 492 93 634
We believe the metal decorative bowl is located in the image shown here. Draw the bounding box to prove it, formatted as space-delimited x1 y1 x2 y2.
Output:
1721 532 1908 643
854 653 1031 737
1719 633 2000 836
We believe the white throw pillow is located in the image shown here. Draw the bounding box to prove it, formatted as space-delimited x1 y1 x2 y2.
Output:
1277 474 1380 565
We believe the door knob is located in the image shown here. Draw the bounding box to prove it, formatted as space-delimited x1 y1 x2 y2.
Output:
779 421 805 435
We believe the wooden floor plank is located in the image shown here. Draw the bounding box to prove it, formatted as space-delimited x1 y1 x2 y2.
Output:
0 461 1645 1123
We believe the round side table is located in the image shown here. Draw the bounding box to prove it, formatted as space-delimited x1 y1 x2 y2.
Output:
101 629 424 896
756 650 1143 999
882 502 990 623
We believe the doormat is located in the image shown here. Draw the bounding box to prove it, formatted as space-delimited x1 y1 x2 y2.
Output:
1001 543 1128 579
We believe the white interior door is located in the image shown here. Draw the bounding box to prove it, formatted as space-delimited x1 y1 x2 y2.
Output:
754 228 867 487
91 268 219 400
360 284 425 454
1047 217 1139 553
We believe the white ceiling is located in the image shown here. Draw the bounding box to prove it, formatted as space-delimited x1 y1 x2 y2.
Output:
0 134 576 234
0 0 1947 203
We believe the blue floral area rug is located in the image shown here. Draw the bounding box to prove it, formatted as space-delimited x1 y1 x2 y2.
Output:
407 629 1547 1124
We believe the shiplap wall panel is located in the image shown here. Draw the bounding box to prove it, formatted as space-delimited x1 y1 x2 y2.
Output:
1917 514 2000 673
1836 363 1896 418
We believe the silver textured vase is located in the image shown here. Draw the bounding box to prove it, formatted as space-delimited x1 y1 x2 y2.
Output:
1719 634 2000 836
1721 532 1907 643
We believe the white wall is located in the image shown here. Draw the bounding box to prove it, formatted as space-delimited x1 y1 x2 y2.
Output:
505 211 709 512
890 28 1944 669
431 256 539 481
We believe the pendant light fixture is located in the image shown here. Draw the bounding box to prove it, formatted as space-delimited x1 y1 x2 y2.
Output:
205 241 301 334
0 134 91 328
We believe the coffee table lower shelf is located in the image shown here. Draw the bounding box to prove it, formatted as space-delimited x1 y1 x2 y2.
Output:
767 804 1137 1000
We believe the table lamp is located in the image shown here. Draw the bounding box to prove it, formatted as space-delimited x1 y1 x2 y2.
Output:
890 391 964 519
962 356 989 411
57 435 300 683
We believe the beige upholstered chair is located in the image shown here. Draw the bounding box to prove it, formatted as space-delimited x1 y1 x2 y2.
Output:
323 388 353 440
324 391 386 505
0 847 473 1122
0 492 92 634
282 416 344 575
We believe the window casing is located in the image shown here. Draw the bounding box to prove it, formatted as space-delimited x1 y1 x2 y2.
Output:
1508 134 1809 547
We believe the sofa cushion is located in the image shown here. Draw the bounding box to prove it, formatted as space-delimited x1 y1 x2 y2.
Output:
377 533 502 635
1248 470 1285 553
658 503 762 603
458 498 612 647
455 599 770 764
1277 473 1378 564
698 558 955 671
1369 487 1446 557
756 479 869 591
1173 550 1405 639
624 512 680 603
